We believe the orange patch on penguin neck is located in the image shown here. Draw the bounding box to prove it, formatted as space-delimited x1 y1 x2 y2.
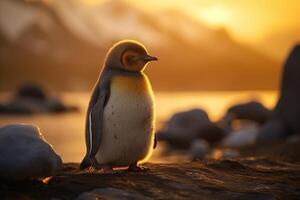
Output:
111 73 152 93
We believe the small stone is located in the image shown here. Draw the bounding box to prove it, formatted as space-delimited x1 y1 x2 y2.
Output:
189 139 210 160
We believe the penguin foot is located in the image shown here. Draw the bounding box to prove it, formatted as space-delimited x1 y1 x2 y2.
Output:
91 161 115 174
101 165 115 174
127 164 150 172
94 165 115 174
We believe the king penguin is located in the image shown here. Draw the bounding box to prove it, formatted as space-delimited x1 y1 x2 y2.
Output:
80 40 158 172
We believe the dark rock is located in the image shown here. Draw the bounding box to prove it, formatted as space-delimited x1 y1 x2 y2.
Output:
225 101 271 125
16 84 47 100
241 134 300 163
258 44 300 142
0 103 30 114
257 119 287 143
1 160 299 199
47 98 67 112
47 98 79 113
158 109 224 149
274 44 300 133
199 124 224 144
3 98 46 114
0 84 78 114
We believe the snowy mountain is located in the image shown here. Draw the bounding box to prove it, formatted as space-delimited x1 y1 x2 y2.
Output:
0 0 280 91
0 0 215 46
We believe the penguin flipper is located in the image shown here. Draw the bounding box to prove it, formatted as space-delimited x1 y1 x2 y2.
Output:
80 156 91 170
153 132 157 149
89 95 106 159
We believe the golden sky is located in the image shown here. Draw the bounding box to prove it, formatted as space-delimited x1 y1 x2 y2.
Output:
80 0 300 46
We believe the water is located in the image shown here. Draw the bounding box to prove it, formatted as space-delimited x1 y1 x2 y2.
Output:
0 91 278 162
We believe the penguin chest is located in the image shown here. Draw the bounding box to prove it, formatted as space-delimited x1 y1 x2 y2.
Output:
96 74 155 166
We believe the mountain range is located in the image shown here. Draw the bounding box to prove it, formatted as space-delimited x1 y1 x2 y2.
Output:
0 0 281 91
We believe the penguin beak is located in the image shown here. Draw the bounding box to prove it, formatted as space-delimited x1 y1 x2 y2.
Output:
142 55 158 62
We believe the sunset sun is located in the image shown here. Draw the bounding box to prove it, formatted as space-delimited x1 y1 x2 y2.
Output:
200 5 231 27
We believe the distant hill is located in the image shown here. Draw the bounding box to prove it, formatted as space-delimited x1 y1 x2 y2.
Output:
0 0 281 91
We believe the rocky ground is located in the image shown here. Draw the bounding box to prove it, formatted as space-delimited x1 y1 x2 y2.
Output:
1 156 300 200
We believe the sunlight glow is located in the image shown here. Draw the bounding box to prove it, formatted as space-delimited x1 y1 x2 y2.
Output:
79 0 300 46
200 5 231 27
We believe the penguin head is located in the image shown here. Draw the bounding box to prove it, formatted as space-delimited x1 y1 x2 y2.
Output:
104 40 158 72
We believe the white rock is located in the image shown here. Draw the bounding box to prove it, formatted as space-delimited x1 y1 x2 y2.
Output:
0 124 62 181
189 139 210 160
222 125 259 148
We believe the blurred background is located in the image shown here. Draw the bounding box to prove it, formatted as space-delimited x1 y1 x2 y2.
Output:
0 0 299 162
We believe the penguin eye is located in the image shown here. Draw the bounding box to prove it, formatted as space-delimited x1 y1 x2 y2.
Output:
122 50 139 67
127 55 135 61
127 55 140 63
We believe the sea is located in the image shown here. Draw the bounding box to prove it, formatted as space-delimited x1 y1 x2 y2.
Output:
0 91 278 163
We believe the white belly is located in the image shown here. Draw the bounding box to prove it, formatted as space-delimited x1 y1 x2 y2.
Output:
95 74 155 166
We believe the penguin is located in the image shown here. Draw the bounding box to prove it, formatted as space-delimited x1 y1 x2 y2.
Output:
80 40 158 172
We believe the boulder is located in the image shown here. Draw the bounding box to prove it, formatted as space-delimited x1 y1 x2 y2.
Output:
258 44 300 142
222 125 259 148
0 83 78 114
0 124 62 181
16 84 47 100
225 101 271 125
158 109 224 149
257 119 287 143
